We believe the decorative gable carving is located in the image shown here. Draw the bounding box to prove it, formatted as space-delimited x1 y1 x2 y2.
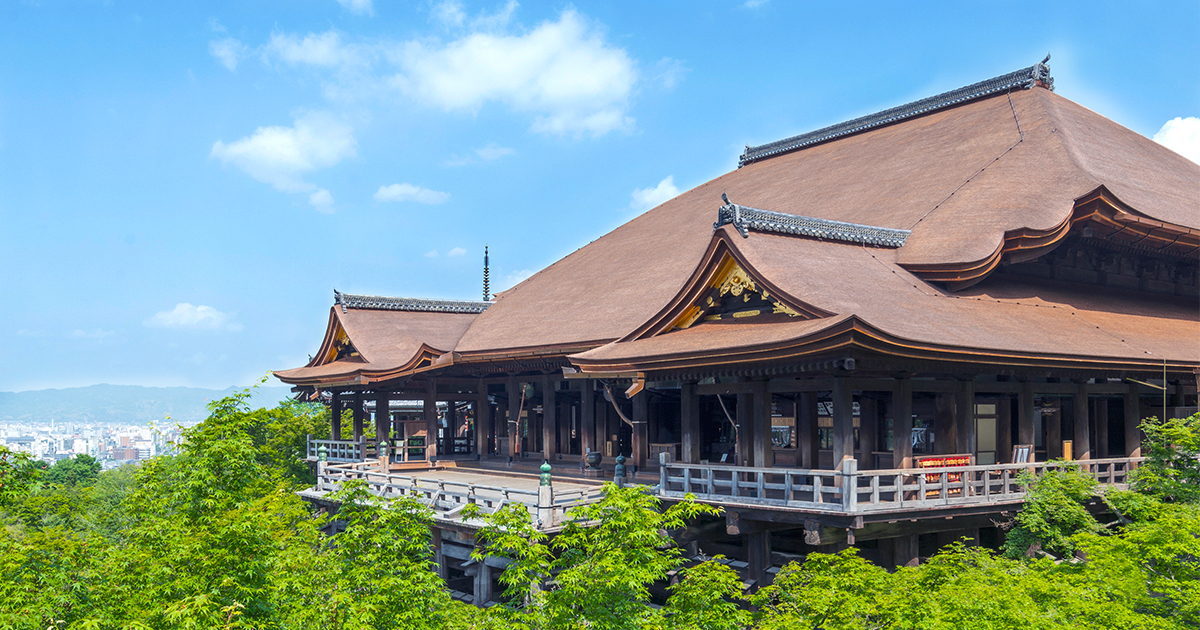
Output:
669 256 805 330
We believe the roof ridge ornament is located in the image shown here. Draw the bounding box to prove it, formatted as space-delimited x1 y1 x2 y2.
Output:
739 57 1054 167
715 194 910 248
332 291 491 314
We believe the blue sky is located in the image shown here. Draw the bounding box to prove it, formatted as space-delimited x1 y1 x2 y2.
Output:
2 0 1197 391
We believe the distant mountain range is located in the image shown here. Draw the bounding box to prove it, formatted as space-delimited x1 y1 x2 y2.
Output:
0 384 296 425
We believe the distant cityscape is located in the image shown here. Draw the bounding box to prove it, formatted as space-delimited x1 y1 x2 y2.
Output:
2 418 184 468
0 383 294 467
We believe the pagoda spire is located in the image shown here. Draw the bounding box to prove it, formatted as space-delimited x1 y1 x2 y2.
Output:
483 245 491 301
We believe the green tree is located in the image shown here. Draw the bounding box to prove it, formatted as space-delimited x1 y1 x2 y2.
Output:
1001 462 1099 559
0 445 40 509
1132 413 1200 503
42 453 102 487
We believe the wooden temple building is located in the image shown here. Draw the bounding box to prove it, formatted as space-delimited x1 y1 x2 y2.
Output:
276 59 1199 604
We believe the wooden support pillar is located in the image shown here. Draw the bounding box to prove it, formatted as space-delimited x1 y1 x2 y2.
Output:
375 391 390 448
352 391 364 442
542 376 557 462
1124 386 1142 457
1073 383 1090 460
831 377 854 467
632 391 649 470
893 379 913 469
424 381 438 458
859 397 878 470
736 390 752 467
330 390 343 441
446 401 458 456
893 534 920 568
431 527 446 580
934 393 955 455
1047 397 1062 460
1095 397 1109 458
472 558 492 606
997 394 1013 464
954 379 975 456
1018 382 1035 454
797 392 819 469
506 377 520 458
579 380 596 457
680 381 700 464
476 382 490 456
751 380 773 468
558 394 571 455
746 531 772 589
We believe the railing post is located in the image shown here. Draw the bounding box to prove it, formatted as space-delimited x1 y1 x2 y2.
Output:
614 455 627 488
842 458 858 512
659 462 668 491
317 445 328 491
538 461 554 528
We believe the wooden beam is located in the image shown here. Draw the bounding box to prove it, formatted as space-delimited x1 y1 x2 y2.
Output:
698 381 753 396
1124 385 1142 457
424 380 438 458
752 380 772 468
1018 381 1035 451
542 375 556 462
578 379 596 457
769 378 834 393
955 379 976 456
330 389 343 441
797 392 819 469
831 377 853 467
632 390 649 469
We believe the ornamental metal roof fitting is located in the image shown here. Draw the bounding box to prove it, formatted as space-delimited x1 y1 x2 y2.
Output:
334 290 491 314
715 194 911 247
738 57 1054 167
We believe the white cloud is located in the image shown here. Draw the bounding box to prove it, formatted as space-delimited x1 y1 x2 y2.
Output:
393 9 637 136
630 176 680 211
652 57 687 90
374 183 450 204
744 0 769 7
266 31 360 68
210 111 357 194
309 188 335 210
447 246 467 257
336 0 374 16
475 143 514 160
468 0 518 32
209 37 248 71
145 304 242 331
425 249 439 257
501 268 534 290
70 329 114 339
1153 117 1200 164
431 0 466 28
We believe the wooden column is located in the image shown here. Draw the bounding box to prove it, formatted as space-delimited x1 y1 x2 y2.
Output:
506 377 520 458
934 393 955 455
747 531 772 589
1073 384 1090 460
997 395 1013 464
431 527 446 579
424 380 438 458
632 391 649 470
352 391 364 442
893 534 919 568
542 376 557 462
859 397 878 470
831 377 854 466
476 382 490 456
751 380 773 468
558 394 571 455
578 380 596 457
472 559 492 606
797 392 819 469
1018 382 1035 452
1124 386 1142 457
1047 399 1062 460
736 390 753 467
893 379 913 469
1095 398 1109 458
954 379 975 456
446 401 459 456
375 391 390 447
330 390 343 441
680 381 701 464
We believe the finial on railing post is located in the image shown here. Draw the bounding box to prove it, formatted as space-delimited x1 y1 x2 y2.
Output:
539 460 552 487
537 460 554 528
318 444 328 462
615 454 627 488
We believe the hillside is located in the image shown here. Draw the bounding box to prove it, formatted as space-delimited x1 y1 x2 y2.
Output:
0 383 295 425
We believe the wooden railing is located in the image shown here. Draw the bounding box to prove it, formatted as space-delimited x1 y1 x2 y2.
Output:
658 456 1144 515
307 438 365 462
317 461 607 530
